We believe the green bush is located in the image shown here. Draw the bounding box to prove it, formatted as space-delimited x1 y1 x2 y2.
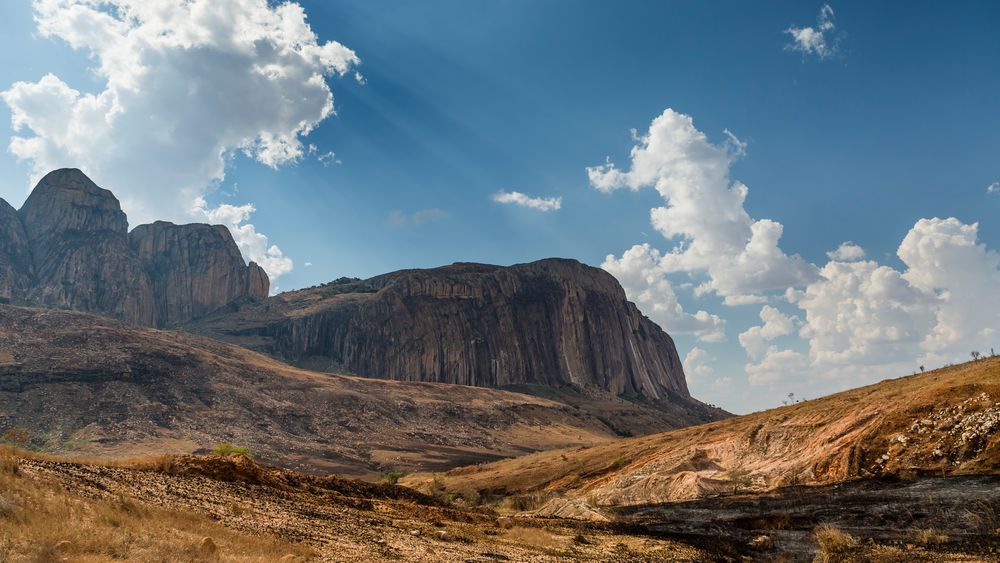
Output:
379 470 405 485
212 443 253 459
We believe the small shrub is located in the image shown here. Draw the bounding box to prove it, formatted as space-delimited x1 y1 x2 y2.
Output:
458 489 481 506
813 524 857 562
379 470 404 485
212 443 253 459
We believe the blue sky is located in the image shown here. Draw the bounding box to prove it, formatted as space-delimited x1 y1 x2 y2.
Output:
1 1 998 413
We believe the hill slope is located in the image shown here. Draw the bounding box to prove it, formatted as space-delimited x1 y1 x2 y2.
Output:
2 451 718 562
0 305 717 478
410 358 1000 508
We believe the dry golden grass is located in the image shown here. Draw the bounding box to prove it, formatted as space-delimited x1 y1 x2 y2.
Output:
911 529 949 546
813 524 858 562
405 357 1000 506
0 450 313 562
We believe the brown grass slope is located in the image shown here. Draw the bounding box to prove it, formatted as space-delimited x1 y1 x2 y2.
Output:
407 358 1000 510
0 449 713 562
0 304 703 479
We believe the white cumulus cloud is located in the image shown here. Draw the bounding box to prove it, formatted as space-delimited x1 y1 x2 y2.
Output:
1 0 360 286
739 305 798 359
492 190 562 211
589 108 818 302
683 346 714 383
826 241 865 261
785 4 840 60
601 244 725 342
987 182 999 194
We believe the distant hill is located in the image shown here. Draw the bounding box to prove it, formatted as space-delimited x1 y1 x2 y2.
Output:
410 357 1000 512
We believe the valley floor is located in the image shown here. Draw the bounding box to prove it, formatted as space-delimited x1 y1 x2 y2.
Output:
1 449 997 561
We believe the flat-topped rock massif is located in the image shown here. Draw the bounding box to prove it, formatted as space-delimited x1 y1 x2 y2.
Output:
0 169 267 325
194 259 694 403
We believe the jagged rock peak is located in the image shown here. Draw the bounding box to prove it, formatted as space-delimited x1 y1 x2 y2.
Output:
19 168 129 239
129 221 269 325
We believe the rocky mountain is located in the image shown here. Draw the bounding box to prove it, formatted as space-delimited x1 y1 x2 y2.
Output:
193 259 693 403
0 304 699 477
3 168 721 424
0 169 267 326
130 221 268 325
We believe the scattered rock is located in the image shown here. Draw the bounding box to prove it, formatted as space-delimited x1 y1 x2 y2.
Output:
435 530 454 542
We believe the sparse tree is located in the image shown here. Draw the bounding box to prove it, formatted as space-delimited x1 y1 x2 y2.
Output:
971 351 981 361
919 365 925 373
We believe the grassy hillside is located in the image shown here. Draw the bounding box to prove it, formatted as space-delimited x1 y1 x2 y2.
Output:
405 357 1000 509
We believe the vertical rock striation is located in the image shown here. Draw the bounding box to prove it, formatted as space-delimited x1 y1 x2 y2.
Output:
18 169 156 325
130 221 269 325
0 199 32 301
197 259 690 401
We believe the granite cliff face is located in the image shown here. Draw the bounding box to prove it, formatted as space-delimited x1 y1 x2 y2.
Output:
194 259 690 401
0 169 266 325
18 169 156 325
0 199 32 300
130 221 269 325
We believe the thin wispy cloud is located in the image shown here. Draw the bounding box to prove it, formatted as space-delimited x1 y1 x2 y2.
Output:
388 208 447 226
785 4 840 60
988 182 1000 194
492 190 562 211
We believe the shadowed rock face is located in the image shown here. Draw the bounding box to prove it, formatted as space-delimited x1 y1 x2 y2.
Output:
0 168 266 325
0 199 32 300
130 221 269 325
194 259 690 401
18 169 156 325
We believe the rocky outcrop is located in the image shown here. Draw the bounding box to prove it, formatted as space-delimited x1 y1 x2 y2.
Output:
130 221 270 326
3 168 265 325
18 169 156 325
194 259 690 401
0 199 32 301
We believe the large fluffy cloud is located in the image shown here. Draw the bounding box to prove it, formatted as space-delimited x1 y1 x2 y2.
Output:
590 109 818 303
601 244 725 342
739 305 798 360
1 0 360 285
594 109 1000 398
787 217 1000 381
